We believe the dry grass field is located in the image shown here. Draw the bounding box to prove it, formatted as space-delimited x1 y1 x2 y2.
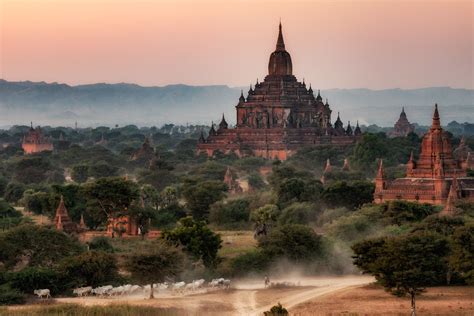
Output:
290 284 474 316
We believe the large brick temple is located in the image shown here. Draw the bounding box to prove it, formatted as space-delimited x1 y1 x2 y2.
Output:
196 23 360 160
22 123 53 154
374 104 474 208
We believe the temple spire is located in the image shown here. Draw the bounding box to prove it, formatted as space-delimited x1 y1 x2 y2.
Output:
377 159 384 179
432 103 441 129
276 21 285 51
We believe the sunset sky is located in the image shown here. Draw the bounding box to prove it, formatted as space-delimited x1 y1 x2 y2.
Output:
1 0 472 89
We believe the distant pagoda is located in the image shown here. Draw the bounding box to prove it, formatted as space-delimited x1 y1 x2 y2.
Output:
197 23 360 160
375 104 474 206
54 196 77 233
22 123 53 154
389 107 415 138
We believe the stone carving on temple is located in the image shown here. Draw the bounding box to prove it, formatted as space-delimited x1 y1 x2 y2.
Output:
197 23 360 160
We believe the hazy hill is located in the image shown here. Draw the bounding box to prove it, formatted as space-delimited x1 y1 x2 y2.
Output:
0 79 472 127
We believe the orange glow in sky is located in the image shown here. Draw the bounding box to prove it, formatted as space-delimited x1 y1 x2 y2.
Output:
1 0 472 89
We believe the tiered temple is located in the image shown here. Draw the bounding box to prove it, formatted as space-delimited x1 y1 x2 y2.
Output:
22 123 53 154
54 196 77 233
374 104 474 206
389 107 415 137
197 23 360 160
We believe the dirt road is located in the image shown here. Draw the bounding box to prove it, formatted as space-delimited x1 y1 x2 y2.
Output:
53 275 374 315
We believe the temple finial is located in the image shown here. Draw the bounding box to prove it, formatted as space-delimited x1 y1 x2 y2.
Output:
276 20 285 51
432 103 441 129
377 159 384 179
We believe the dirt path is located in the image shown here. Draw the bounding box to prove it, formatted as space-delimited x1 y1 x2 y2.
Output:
50 275 374 315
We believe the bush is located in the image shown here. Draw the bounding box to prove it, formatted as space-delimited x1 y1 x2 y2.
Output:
278 202 319 225
59 251 119 288
229 249 272 276
322 181 374 210
0 284 25 305
209 199 251 228
125 242 186 287
317 207 350 226
163 217 222 268
0 225 84 269
88 236 114 253
259 224 323 262
9 267 64 295
247 173 266 190
264 303 289 316
382 201 437 225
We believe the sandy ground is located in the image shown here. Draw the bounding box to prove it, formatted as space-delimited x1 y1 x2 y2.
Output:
290 283 474 315
8 276 473 315
45 275 374 315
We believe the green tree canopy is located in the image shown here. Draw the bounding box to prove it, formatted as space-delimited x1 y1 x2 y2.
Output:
352 231 450 314
0 225 84 269
163 216 222 268
125 241 186 298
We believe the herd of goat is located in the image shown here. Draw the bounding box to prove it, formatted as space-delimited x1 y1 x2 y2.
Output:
34 278 231 299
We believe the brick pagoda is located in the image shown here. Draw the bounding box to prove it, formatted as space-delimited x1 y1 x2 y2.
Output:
197 23 360 160
374 104 474 206
389 107 415 137
22 123 53 154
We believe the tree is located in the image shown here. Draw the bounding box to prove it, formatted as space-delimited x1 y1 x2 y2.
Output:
71 164 89 183
88 236 114 253
59 251 119 288
449 224 474 285
209 198 250 228
259 224 323 262
163 216 222 268
322 181 374 210
181 179 227 220
250 204 279 238
352 232 450 315
3 182 25 204
0 225 84 269
125 242 186 298
382 201 437 225
278 202 319 225
9 267 64 295
82 177 140 220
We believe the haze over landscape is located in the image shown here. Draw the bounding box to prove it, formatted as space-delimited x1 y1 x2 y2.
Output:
1 0 472 128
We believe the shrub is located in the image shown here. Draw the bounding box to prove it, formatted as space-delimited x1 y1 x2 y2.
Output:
278 202 319 225
0 225 84 269
9 267 64 295
88 236 114 253
382 200 437 225
58 251 119 287
209 199 251 228
322 181 374 210
264 303 289 316
0 284 25 305
229 249 272 276
163 217 222 268
259 224 323 262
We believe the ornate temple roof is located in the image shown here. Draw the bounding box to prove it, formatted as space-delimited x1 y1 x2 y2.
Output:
268 22 292 76
409 104 464 178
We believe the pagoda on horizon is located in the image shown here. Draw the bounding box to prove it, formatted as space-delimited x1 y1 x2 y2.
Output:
197 23 360 160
